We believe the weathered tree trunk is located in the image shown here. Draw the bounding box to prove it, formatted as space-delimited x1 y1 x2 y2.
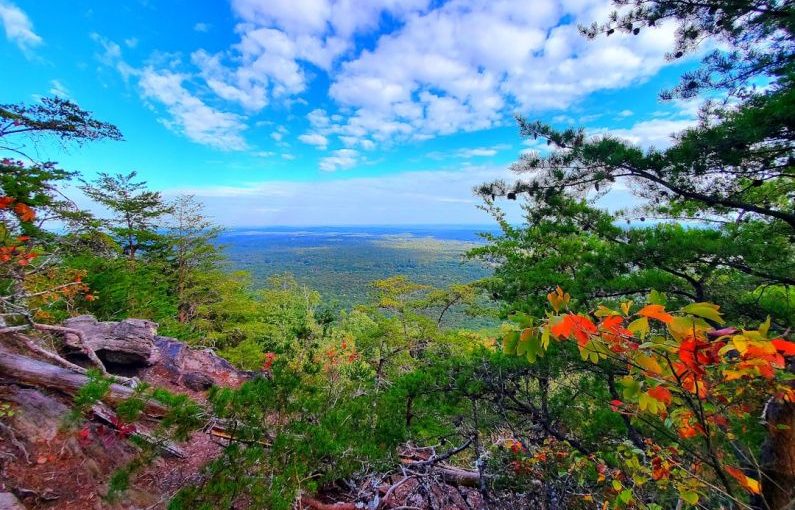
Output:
0 348 167 415
761 358 795 509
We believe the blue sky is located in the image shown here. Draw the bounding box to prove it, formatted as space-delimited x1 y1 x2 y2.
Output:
1 0 700 226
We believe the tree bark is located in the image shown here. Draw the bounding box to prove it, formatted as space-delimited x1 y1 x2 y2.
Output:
761 358 795 509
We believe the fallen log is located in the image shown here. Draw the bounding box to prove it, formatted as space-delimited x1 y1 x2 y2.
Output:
0 348 168 416
399 458 480 488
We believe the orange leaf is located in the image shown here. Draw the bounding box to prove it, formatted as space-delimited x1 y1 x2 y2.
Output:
13 202 35 222
550 314 597 347
637 304 673 324
547 286 570 312
725 466 761 494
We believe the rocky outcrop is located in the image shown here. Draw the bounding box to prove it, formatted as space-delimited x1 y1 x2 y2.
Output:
0 316 251 509
146 337 249 391
62 316 157 366
58 316 248 392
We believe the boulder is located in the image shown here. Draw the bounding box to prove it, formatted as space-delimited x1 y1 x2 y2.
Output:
149 337 248 390
0 386 69 444
62 316 157 366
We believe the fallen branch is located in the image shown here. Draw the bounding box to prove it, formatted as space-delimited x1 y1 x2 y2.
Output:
7 332 87 375
204 424 271 447
397 438 480 488
0 348 167 416
403 437 474 468
91 404 186 458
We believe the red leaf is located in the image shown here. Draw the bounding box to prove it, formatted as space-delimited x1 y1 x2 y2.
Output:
647 386 673 405
772 338 795 356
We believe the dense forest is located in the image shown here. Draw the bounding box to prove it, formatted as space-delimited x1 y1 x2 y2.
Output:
1 0 794 509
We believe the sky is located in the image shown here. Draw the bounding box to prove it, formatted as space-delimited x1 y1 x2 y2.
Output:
1 0 701 226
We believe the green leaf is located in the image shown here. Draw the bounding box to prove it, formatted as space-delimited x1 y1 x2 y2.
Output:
759 316 771 337
648 290 667 306
516 328 533 356
680 491 699 505
620 376 641 399
628 317 650 337
502 331 519 355
681 302 725 324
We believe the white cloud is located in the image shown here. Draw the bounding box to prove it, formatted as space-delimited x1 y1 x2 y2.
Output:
124 37 138 48
139 68 248 151
194 22 210 32
427 143 512 159
49 79 70 98
90 34 249 151
90 33 136 80
187 0 432 115
319 148 359 171
298 132 328 149
321 0 679 145
0 1 42 55
88 1 695 163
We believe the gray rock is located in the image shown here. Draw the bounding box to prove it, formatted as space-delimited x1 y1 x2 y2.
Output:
0 492 26 510
151 337 248 389
0 386 69 443
181 372 214 391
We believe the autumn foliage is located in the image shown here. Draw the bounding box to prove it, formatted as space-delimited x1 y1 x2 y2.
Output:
500 286 794 507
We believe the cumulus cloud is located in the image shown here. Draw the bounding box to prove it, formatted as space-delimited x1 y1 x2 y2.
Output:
187 0 431 118
321 0 679 146
139 68 248 150
0 0 42 55
298 132 329 149
319 148 359 171
89 34 249 151
87 1 692 166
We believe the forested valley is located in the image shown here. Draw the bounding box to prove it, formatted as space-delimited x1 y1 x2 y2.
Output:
0 0 793 509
